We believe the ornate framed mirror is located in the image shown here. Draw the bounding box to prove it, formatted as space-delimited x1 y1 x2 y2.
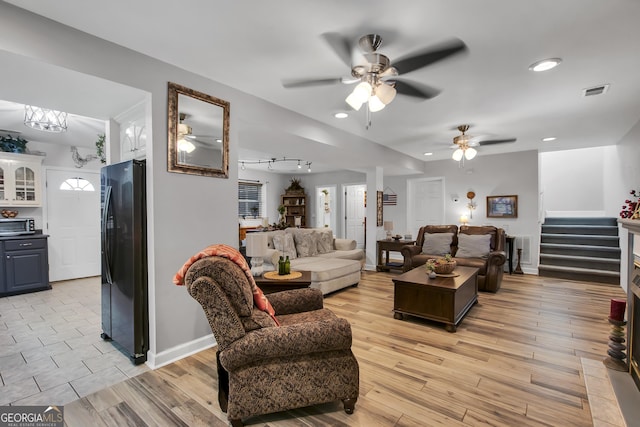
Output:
167 82 230 178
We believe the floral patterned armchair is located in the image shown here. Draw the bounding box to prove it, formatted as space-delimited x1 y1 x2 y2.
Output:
183 255 359 427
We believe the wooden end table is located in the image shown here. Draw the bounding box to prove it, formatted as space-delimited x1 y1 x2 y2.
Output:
392 266 479 332
376 239 416 272
254 271 311 294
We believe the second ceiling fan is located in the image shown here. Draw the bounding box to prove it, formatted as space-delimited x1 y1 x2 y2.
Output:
282 32 468 115
450 124 517 161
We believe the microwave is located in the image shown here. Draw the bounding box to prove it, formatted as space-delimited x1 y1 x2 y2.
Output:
0 218 36 236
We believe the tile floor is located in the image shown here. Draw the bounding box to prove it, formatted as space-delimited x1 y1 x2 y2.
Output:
0 277 149 406
582 357 627 427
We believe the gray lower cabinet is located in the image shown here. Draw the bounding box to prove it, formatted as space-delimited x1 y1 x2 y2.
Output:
1 236 50 296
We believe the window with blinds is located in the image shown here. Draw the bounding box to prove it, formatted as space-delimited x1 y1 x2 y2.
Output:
238 181 263 217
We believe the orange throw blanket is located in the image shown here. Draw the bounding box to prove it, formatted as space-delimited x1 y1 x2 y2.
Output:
174 244 279 326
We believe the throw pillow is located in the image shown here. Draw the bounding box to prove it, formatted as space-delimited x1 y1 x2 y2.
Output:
316 229 334 254
272 233 297 259
294 231 318 258
422 232 453 256
456 233 491 258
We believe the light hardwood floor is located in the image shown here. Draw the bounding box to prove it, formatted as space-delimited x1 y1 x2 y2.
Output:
64 271 626 426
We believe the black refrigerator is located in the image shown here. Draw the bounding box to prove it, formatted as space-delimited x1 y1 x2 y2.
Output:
100 159 148 364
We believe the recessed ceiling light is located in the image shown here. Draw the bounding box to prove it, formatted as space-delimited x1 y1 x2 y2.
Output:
542 137 557 142
529 58 562 72
334 112 348 119
423 152 433 156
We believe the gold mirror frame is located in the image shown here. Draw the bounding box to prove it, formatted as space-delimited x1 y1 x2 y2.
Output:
167 82 230 178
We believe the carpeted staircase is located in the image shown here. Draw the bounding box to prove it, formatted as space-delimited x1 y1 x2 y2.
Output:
538 217 620 284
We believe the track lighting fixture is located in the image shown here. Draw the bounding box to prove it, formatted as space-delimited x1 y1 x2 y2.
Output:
239 157 312 173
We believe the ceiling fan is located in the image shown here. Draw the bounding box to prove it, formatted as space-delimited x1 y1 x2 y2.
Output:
450 124 517 162
282 33 468 115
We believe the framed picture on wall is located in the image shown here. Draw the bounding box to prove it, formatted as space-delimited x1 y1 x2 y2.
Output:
376 191 383 226
487 195 518 218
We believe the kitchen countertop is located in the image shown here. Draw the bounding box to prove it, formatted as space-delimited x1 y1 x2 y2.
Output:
0 231 48 240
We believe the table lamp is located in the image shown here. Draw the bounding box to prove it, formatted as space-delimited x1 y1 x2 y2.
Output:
246 233 267 276
383 221 394 239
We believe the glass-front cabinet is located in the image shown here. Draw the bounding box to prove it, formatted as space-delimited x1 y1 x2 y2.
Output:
0 153 44 207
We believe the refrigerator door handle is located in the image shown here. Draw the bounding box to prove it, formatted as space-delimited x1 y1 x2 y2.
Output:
102 185 113 285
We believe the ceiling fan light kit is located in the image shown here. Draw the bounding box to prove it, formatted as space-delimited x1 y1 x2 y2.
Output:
449 124 516 164
283 32 467 128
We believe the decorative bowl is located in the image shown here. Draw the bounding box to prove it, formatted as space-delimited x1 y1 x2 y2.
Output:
1 209 18 218
429 259 456 274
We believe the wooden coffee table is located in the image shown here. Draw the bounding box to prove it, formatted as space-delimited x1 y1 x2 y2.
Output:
392 266 479 332
254 271 311 294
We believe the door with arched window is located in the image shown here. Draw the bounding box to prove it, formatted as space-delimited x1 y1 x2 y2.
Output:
46 168 101 281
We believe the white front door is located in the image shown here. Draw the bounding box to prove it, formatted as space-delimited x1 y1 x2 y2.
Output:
46 168 101 281
407 177 445 238
344 184 366 248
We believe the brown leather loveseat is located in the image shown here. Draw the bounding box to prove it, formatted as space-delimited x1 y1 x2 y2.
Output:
401 225 507 292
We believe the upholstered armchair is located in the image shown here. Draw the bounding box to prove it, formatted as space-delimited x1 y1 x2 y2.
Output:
183 255 359 427
401 225 506 292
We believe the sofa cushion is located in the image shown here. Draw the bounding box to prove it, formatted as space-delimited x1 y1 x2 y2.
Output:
422 232 454 256
290 257 360 282
316 229 334 254
456 233 491 258
334 238 356 251
273 232 297 259
293 231 318 257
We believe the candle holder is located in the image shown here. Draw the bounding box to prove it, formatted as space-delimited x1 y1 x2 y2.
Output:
603 317 628 371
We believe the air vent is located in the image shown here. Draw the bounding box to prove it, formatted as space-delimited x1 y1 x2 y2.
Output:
582 84 610 97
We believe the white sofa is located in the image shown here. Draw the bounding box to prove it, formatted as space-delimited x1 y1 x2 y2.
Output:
259 228 364 295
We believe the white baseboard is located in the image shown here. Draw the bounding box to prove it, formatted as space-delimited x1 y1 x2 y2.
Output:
146 333 216 370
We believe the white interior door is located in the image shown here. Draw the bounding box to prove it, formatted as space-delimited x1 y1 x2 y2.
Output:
407 177 445 238
344 184 366 248
46 168 101 281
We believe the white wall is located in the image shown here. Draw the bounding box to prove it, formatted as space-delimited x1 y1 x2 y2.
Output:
614 119 640 292
383 150 540 272
540 146 624 217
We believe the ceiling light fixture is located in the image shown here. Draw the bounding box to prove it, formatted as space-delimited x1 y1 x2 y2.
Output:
529 58 562 72
451 125 477 166
334 112 348 119
542 136 557 142
24 105 68 132
345 77 397 129
423 152 433 156
239 157 312 173
177 113 195 153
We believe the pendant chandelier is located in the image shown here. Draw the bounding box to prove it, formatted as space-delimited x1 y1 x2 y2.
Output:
24 105 68 132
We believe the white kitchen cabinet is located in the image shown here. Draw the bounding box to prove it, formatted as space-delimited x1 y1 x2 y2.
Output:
0 152 44 207
116 101 147 161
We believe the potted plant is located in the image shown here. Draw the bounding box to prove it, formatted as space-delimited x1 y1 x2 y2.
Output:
286 177 304 193
95 134 106 164
0 135 28 153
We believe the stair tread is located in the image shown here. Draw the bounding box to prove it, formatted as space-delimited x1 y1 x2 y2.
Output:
540 242 620 251
539 253 620 262
541 233 619 239
542 225 618 229
538 264 620 276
